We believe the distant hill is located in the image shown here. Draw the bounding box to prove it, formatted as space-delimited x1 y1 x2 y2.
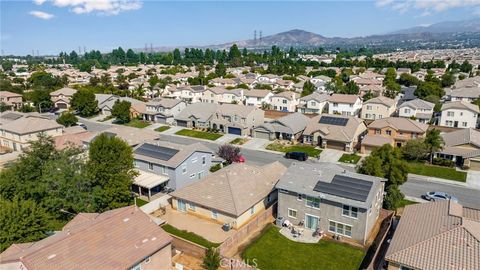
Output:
390 18 480 34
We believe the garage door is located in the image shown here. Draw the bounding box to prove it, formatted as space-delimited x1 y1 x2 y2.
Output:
228 127 242 135
255 131 271 140
326 141 345 151
469 159 480 171
176 120 188 127
155 116 167 124
56 102 68 109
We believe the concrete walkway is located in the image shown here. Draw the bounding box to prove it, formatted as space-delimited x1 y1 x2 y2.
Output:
160 126 183 135
215 134 240 144
408 173 480 190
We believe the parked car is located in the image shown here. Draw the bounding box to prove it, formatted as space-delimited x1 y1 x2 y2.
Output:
285 152 308 161
233 155 245 163
77 122 87 130
423 191 458 202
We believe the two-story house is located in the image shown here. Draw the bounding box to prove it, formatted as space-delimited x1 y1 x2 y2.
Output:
143 98 186 124
445 87 480 102
297 93 329 114
50 87 77 109
439 101 479 129
174 102 218 128
0 91 22 110
210 104 264 136
200 87 244 104
276 162 385 245
327 94 362 116
244 89 273 108
361 96 396 120
270 91 300 112
398 99 434 123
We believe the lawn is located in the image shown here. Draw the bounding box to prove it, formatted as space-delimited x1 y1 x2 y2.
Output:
397 198 418 208
242 225 365 270
154 126 171 132
407 162 467 182
230 138 249 145
175 129 223 141
121 119 151 128
161 224 221 249
266 143 322 157
134 198 149 207
338 154 361 164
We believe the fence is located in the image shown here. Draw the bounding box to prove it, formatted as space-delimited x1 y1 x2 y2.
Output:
139 194 171 214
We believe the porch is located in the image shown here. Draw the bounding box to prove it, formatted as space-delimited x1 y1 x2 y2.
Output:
132 170 169 200
279 226 323 243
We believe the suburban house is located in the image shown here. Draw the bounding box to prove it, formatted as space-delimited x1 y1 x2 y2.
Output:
143 98 186 124
276 162 385 245
0 113 63 152
360 96 396 120
327 94 362 116
436 128 480 170
297 92 329 114
302 114 367 152
200 87 243 104
132 141 213 197
170 162 287 229
244 89 273 108
164 86 205 103
95 94 146 116
210 104 264 136
208 77 238 88
445 87 480 102
174 102 218 128
49 87 77 109
361 117 428 153
253 112 310 141
398 99 435 123
0 91 22 110
0 206 173 270
439 101 479 129
270 91 300 112
83 125 159 148
385 201 480 270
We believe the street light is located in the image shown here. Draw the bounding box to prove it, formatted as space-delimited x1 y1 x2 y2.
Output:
37 101 49 114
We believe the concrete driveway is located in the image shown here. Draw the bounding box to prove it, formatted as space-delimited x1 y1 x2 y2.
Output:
242 138 270 150
466 170 480 190
318 149 344 163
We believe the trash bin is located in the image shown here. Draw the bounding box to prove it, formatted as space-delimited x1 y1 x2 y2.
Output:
276 216 284 227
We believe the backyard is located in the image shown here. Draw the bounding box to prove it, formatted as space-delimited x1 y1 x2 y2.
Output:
242 225 365 270
338 153 361 164
266 143 322 157
175 129 223 141
154 126 171 132
161 224 221 249
407 162 467 182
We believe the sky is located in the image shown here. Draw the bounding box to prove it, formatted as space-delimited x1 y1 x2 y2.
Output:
1 0 480 55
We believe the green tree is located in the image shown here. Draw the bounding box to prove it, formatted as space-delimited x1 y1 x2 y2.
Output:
441 72 455 88
401 139 429 161
1 61 13 71
215 63 226 77
301 80 315 97
29 88 53 112
111 100 131 123
424 129 443 164
56 112 78 127
415 81 444 99
202 248 221 270
71 89 98 117
383 185 405 210
398 73 419 87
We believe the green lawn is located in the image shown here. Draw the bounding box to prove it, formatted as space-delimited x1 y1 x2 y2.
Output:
266 143 322 157
122 119 151 128
338 154 361 164
161 224 221 249
230 138 249 145
397 198 418 208
242 225 365 270
135 198 149 207
154 126 171 132
407 162 467 182
175 129 223 141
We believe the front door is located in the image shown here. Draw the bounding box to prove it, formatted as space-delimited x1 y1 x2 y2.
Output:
305 214 319 230
454 121 458 128
178 199 186 212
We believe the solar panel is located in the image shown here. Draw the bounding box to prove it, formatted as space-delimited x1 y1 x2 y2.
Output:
134 143 179 161
318 116 348 126
1 113 23 120
313 175 373 202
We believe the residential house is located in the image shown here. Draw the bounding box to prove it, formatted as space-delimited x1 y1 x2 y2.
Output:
297 93 329 114
209 78 238 88
95 94 146 117
174 102 218 128
166 86 205 103
385 201 479 270
210 104 264 136
276 162 385 245
398 99 435 123
133 141 213 197
445 87 480 102
83 125 159 148
270 91 300 112
302 114 367 152
253 112 310 141
439 101 479 128
49 87 77 109
0 91 22 110
361 96 396 120
0 206 173 270
436 128 480 170
200 87 243 104
257 74 280 84
143 98 186 124
327 94 362 116
244 89 273 108
170 162 287 229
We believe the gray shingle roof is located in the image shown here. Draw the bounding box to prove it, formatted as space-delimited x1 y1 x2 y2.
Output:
441 100 480 113
399 99 434 110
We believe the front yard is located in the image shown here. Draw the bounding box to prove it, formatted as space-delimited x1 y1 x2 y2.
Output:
266 143 322 157
154 126 171 132
161 224 221 249
338 153 361 164
230 138 249 145
242 225 365 270
119 118 151 128
407 162 467 182
175 129 223 141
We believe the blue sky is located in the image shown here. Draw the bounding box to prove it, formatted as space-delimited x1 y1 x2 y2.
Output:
1 0 479 55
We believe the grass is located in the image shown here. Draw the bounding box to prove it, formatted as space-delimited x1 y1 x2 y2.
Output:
175 129 223 141
266 143 322 157
121 118 151 128
134 198 149 207
154 126 171 132
407 162 467 182
397 198 418 208
242 225 365 270
338 154 361 164
230 138 249 145
161 224 221 249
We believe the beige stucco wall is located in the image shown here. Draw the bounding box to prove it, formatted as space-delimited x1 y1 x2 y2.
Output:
361 103 395 120
140 243 173 270
1 128 64 152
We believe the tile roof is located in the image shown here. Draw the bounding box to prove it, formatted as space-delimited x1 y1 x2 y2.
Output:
146 98 183 108
272 91 299 100
361 134 394 147
0 91 22 98
244 89 272 98
1 116 63 134
175 102 218 122
399 99 435 110
303 114 366 143
328 94 360 104
447 87 480 98
300 92 330 103
368 117 428 133
49 87 77 96
441 100 480 113
363 96 395 107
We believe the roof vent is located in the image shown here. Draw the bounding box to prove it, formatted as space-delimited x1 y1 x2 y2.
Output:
142 238 148 243
123 218 130 222
151 237 157 241
47 254 57 260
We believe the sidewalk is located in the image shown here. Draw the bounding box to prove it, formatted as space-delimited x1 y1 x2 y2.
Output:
408 173 480 190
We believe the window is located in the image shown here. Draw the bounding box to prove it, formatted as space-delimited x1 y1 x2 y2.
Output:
282 99 287 104
404 108 411 114
160 166 167 175
386 130 392 136
250 206 255 215
182 164 187 174
311 101 316 106
288 208 297 219
148 162 154 171
328 221 353 237
375 129 381 135
192 157 198 163
366 105 372 110
342 205 358 218
365 113 371 118
462 122 467 127
145 256 151 263
305 196 320 209
297 193 303 201
190 173 196 178
188 203 196 211
447 111 454 117
333 103 338 107
202 156 206 165
211 210 218 219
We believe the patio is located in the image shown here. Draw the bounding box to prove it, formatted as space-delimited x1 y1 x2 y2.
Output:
279 226 323 243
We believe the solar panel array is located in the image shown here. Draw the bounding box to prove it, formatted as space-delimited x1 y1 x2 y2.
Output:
313 175 373 202
318 116 348 126
1 113 23 120
135 143 179 161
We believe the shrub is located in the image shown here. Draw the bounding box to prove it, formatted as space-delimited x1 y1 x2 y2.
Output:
432 158 454 167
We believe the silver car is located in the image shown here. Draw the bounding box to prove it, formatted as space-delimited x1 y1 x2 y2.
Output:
423 191 458 202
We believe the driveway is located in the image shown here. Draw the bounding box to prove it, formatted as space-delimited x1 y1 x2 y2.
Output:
215 134 240 144
318 149 344 163
466 170 480 190
242 138 270 150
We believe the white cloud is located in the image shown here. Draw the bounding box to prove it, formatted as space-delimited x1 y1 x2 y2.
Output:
376 0 480 16
34 0 47 5
29 10 55 20
34 0 142 15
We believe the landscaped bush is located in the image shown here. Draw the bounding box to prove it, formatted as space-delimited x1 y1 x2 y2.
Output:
432 158 454 167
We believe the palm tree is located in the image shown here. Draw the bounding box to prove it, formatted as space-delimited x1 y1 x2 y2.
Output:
424 128 443 164
202 248 220 270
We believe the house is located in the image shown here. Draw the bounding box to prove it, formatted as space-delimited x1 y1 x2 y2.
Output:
209 78 238 88
253 112 310 141
174 102 218 128
436 128 480 170
50 87 77 109
327 94 362 116
133 141 213 197
398 99 435 123
143 98 186 124
95 94 146 116
445 87 480 102
0 91 22 110
0 206 173 270
276 162 385 245
200 87 243 104
170 162 287 229
210 104 264 136
361 96 396 120
361 117 428 153
244 89 273 108
165 86 205 103
302 114 367 152
297 93 329 114
385 201 480 270
439 101 479 128
270 91 300 112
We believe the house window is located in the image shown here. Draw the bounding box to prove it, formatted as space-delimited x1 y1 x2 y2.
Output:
386 130 392 136
192 157 198 163
188 203 196 211
404 108 410 114
130 264 141 270
145 256 151 263
250 206 255 215
202 156 206 165
282 100 287 104
160 166 167 175
447 111 454 117
366 105 372 110
288 208 297 219
328 221 352 237
297 193 303 201
462 122 467 127
311 101 316 106
148 162 154 171
375 129 381 135
211 210 218 219
333 103 338 107
189 173 196 178
305 196 320 209
342 205 358 219
182 164 187 174
365 113 371 118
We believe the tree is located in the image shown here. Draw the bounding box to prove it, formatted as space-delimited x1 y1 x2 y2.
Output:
424 129 443 164
398 73 419 87
362 91 375 101
71 89 98 117
215 63 226 77
383 185 404 210
1 61 13 71
301 80 315 97
29 88 53 112
111 100 131 123
217 144 241 164
56 112 78 127
441 72 455 88
415 81 444 99
401 139 429 161
343 80 359 95
202 248 220 270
